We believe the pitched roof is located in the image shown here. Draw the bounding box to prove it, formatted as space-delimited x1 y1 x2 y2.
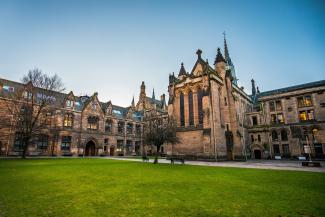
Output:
257 80 325 98
0 77 144 121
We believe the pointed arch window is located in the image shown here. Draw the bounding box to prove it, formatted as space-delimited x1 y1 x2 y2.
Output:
198 89 203 125
180 93 185 127
188 91 194 126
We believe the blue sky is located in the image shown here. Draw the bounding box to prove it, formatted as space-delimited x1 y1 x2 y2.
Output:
0 0 324 106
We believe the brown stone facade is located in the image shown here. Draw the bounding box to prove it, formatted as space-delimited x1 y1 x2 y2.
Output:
0 79 166 157
247 80 325 159
167 49 251 160
167 43 325 160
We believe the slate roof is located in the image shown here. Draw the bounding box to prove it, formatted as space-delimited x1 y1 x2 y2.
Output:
257 80 325 98
0 77 144 121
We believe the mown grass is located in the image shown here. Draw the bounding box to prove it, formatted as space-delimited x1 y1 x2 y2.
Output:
0 158 324 217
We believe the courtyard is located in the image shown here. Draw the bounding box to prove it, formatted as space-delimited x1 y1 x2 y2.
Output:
0 158 325 217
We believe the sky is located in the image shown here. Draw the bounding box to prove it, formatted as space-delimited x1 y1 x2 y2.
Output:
0 0 324 106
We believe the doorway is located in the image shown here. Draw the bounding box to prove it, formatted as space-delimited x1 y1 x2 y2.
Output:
254 150 261 159
85 140 96 156
110 146 115 156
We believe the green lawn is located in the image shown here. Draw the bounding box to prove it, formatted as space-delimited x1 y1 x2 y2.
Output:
0 159 324 217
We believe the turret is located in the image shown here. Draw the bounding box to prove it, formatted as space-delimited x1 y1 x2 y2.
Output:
178 62 187 79
214 48 226 77
139 81 146 100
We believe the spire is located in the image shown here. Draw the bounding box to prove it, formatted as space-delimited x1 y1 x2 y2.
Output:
152 88 155 99
251 79 256 96
214 48 226 64
178 62 187 76
223 31 230 62
131 95 135 107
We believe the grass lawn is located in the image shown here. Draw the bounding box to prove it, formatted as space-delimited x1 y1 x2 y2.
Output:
0 159 325 217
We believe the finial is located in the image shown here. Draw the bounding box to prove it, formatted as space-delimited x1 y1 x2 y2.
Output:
196 49 202 59
251 79 256 96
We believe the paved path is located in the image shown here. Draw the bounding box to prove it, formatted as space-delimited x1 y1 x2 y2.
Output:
105 157 325 173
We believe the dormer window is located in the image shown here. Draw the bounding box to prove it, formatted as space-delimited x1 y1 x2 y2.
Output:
66 100 74 108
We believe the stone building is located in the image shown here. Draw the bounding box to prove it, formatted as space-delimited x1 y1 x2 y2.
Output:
0 37 324 160
167 36 325 160
246 80 325 159
167 38 252 160
0 78 166 156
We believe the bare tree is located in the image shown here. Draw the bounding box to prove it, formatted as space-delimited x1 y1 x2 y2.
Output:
143 113 179 164
5 69 64 158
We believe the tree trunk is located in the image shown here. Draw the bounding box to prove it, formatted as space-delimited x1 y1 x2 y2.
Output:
154 145 160 164
22 136 31 159
22 141 28 159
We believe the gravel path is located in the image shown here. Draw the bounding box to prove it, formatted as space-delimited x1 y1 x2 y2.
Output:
106 157 325 173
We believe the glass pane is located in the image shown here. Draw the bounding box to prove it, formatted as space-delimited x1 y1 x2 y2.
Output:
269 101 275 112
304 95 312 106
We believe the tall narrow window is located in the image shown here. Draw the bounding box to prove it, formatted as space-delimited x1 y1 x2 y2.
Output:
272 130 278 141
198 89 203 125
14 132 24 150
188 91 194 126
37 134 49 150
118 121 124 133
281 129 288 141
63 113 73 128
61 136 71 151
180 93 185 127
105 119 113 132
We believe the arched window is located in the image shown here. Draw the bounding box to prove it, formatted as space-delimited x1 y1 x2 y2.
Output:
105 119 113 132
188 91 194 126
271 130 278 141
281 129 288 141
87 116 99 130
180 93 185 127
258 134 261 142
251 135 254 143
63 113 73 128
198 89 203 125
